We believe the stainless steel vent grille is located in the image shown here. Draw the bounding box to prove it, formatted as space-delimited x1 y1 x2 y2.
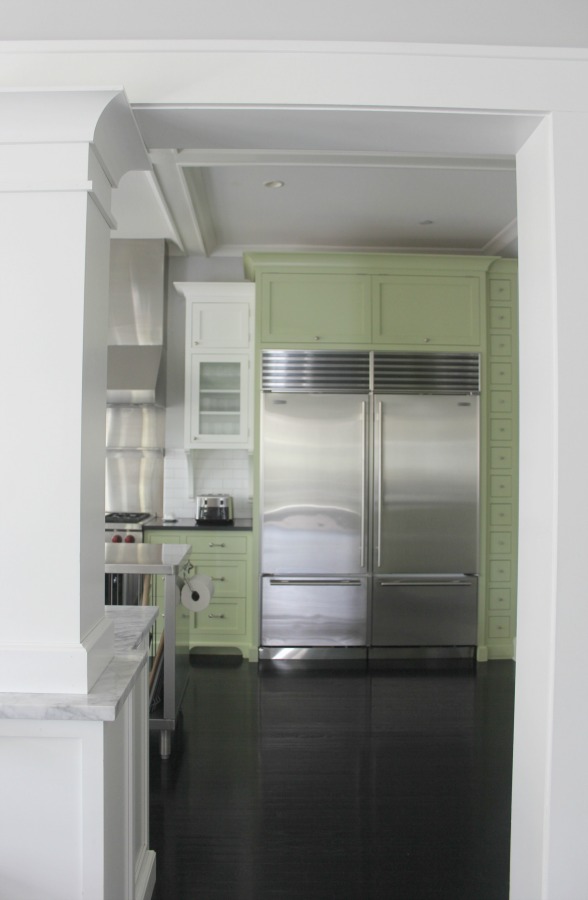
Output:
374 352 480 393
262 350 370 392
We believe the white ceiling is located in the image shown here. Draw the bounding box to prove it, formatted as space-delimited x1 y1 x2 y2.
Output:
112 106 542 259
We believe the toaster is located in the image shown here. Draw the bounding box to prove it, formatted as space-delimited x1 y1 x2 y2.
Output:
196 494 234 525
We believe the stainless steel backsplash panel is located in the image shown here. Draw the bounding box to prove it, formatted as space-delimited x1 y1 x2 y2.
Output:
105 450 163 516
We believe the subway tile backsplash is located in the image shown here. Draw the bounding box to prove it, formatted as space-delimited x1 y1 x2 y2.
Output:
163 448 253 519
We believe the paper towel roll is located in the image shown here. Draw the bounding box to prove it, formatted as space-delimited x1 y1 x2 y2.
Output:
181 574 214 612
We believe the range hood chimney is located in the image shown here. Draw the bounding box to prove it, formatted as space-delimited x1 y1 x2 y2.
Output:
107 239 166 405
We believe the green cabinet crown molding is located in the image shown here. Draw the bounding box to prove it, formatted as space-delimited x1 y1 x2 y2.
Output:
244 251 498 279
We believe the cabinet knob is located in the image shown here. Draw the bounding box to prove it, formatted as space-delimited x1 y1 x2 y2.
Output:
424 337 431 343
314 336 321 341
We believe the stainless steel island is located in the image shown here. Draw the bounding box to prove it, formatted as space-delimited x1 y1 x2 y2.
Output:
105 542 192 758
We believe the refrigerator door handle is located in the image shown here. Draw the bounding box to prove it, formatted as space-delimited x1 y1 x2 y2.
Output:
379 580 475 587
269 579 363 587
360 399 367 569
376 400 383 568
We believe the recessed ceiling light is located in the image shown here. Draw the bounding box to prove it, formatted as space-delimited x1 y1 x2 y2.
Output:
419 219 435 226
264 180 285 189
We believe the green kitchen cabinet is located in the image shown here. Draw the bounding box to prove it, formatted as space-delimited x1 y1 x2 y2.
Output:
258 272 372 344
145 529 254 660
372 275 481 346
246 253 490 349
484 259 518 660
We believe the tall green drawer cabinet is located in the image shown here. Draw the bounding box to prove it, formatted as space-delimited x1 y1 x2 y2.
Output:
144 529 255 661
245 252 519 662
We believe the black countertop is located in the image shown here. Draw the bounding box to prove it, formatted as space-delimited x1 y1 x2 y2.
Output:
145 517 253 532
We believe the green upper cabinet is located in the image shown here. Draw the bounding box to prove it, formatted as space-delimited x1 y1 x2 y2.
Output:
259 272 372 344
246 253 491 349
373 275 481 346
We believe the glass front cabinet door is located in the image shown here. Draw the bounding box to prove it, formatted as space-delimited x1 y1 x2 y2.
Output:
186 353 250 448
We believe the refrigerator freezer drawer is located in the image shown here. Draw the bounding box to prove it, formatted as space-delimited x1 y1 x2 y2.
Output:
371 577 478 646
261 577 368 646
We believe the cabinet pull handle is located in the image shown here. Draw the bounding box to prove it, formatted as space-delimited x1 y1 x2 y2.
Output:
208 613 225 619
314 335 320 341
380 580 473 587
212 576 225 582
209 542 226 548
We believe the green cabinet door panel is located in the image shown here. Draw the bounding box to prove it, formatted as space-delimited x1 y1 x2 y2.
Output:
260 273 372 344
373 275 481 346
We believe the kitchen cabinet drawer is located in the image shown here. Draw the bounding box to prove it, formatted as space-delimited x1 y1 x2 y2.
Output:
490 475 512 498
490 503 512 526
490 334 512 357
488 615 512 640
192 601 245 635
490 531 512 555
489 279 512 302
490 390 512 414
188 532 249 556
489 307 512 330
260 272 372 344
490 447 513 469
187 558 247 599
490 419 513 441
489 588 511 611
373 275 481 346
490 362 512 385
490 560 512 582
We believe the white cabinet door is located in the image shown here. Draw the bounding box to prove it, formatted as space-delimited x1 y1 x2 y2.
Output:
186 353 250 447
189 300 250 350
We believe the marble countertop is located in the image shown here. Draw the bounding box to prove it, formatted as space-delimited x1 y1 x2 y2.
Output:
0 606 158 723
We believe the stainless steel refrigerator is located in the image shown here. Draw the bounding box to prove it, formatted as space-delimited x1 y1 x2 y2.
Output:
259 350 480 662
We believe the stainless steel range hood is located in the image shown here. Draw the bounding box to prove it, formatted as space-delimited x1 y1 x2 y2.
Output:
107 239 166 405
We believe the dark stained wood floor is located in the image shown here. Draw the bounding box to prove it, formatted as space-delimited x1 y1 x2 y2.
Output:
149 657 515 900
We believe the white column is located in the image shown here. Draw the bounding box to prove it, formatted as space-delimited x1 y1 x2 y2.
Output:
512 111 588 898
0 91 149 693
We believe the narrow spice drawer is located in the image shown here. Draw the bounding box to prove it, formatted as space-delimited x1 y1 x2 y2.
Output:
489 307 512 330
488 615 512 640
490 503 513 526
489 279 512 302
490 362 512 385
490 475 512 498
490 419 513 441
189 533 249 556
490 447 513 469
490 531 512 555
490 560 512 582
489 587 511 611
490 334 513 356
490 391 512 414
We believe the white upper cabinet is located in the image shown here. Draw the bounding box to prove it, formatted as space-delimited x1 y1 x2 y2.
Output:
175 282 254 449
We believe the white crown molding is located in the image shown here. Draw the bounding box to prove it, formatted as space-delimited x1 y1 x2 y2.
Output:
176 148 516 171
2 39 588 62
